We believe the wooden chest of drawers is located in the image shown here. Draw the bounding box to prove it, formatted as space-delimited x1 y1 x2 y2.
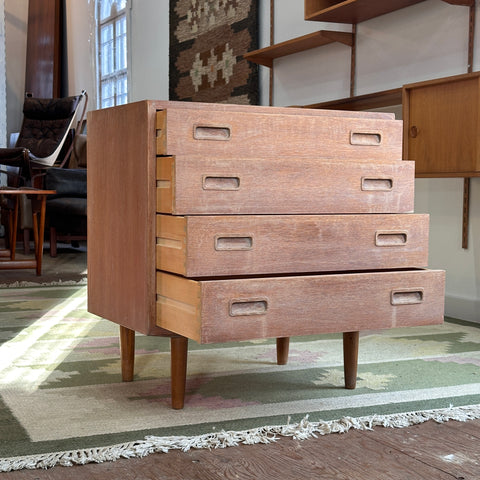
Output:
87 100 445 409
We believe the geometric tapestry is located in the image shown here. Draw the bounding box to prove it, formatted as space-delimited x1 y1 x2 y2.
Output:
169 0 259 105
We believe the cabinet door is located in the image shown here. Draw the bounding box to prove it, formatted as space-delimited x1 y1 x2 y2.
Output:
403 74 480 176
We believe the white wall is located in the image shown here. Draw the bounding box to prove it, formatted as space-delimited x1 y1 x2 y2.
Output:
4 0 480 323
271 1 480 323
4 0 27 136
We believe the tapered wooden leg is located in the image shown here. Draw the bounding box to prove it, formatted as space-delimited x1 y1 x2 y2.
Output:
120 325 135 382
171 336 188 410
343 331 359 390
276 337 290 365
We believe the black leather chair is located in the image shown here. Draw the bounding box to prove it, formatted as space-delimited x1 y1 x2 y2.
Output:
0 92 87 254
44 167 87 257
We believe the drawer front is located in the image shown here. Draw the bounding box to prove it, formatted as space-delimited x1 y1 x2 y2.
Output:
156 109 403 162
156 214 430 277
156 156 415 214
156 270 445 343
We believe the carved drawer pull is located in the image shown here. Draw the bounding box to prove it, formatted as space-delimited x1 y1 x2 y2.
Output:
375 231 408 246
350 131 382 146
391 289 424 305
361 177 393 191
215 236 253 251
230 299 268 316
203 176 240 190
194 125 231 141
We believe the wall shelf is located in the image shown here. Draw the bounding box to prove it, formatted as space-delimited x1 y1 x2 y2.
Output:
300 87 403 111
304 0 473 24
243 30 353 68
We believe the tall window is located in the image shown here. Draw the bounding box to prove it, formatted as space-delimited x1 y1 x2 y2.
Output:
97 0 128 108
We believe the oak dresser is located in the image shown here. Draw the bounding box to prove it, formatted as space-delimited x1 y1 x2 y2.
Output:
87 101 445 409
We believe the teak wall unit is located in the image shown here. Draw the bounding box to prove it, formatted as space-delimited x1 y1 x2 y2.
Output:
244 1 476 247
403 72 480 178
88 100 445 409
303 0 473 23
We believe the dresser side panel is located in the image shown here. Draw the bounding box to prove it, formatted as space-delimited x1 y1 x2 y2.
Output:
87 101 160 335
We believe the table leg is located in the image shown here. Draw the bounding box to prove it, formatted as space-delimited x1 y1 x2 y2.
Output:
10 196 19 260
171 336 188 409
276 337 290 365
32 211 39 261
35 195 47 275
343 331 359 389
120 325 135 382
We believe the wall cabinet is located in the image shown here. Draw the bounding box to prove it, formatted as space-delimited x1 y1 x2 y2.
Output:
403 72 480 177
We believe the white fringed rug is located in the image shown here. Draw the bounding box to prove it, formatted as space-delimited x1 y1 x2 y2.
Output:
1 285 480 471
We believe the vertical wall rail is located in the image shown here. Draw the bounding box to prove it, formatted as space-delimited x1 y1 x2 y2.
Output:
463 2 476 249
269 0 274 106
463 177 470 249
350 24 357 97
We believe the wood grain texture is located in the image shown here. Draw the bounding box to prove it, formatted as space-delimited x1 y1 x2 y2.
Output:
243 30 353 68
87 102 171 336
156 156 415 215
367 421 480 478
343 331 359 389
156 269 445 344
151 99 395 119
170 336 188 410
120 326 135 382
156 107 403 161
403 72 480 176
156 213 429 277
25 0 62 98
5 420 480 479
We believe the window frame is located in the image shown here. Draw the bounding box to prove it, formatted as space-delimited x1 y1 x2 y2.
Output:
96 0 130 109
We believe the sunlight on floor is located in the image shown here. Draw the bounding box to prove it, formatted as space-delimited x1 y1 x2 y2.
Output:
0 286 100 390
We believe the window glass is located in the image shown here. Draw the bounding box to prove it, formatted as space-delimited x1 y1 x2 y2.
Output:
97 0 128 108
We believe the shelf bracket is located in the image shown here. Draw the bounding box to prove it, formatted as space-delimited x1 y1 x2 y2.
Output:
462 178 470 249
350 24 357 97
462 2 475 249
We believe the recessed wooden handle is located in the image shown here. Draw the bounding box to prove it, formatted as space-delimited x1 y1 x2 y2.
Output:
361 177 393 191
230 299 268 316
215 236 253 251
194 125 231 141
203 176 240 190
410 126 418 138
375 232 408 246
350 131 382 146
391 289 424 305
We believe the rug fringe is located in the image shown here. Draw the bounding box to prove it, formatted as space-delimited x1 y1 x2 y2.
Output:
0 279 87 289
2 404 480 472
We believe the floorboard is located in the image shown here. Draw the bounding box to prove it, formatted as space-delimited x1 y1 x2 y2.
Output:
3 419 479 479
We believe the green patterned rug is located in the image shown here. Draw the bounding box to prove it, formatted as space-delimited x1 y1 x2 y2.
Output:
1 285 480 471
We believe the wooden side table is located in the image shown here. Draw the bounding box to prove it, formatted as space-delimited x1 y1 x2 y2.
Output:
0 187 56 275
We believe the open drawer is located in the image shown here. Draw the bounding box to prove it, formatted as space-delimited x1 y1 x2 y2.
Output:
156 269 445 344
156 107 403 162
156 156 415 215
156 213 430 277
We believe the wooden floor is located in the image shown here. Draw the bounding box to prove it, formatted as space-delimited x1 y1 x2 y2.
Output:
3 419 480 479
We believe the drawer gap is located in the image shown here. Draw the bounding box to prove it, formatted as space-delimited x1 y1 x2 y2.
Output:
184 267 428 282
